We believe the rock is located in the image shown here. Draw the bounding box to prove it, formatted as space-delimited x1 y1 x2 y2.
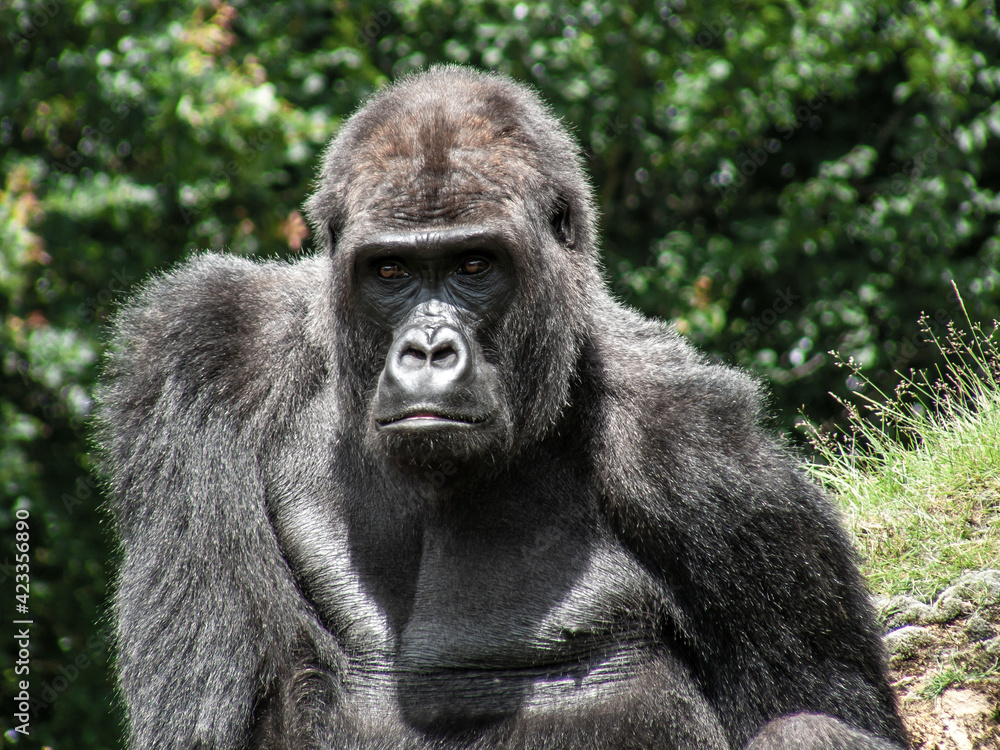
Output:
963 614 996 643
875 594 935 629
936 569 1000 608
873 572 998 628
936 689 993 750
884 625 936 661
926 595 974 624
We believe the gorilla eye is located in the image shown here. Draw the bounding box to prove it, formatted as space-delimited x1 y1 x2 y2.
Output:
457 257 489 275
550 197 573 247
376 262 410 280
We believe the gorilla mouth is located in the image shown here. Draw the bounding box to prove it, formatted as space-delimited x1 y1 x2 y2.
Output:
376 410 491 428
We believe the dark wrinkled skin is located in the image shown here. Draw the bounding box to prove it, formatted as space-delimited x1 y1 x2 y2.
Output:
97 66 909 750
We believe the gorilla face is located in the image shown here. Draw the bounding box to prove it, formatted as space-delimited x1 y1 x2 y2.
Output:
307 71 601 474
353 225 518 466
307 68 603 471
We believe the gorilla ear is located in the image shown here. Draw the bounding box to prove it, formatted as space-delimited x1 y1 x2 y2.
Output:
550 196 574 249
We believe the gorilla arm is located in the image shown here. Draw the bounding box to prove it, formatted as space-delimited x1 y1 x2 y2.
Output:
586 316 907 750
97 254 333 748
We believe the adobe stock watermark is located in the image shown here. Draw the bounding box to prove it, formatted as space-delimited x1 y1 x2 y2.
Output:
0 471 99 592
870 1 919 34
715 90 830 200
886 270 993 372
844 127 958 244
728 288 800 357
587 113 630 157
11 505 32 739
415 461 458 500
670 0 764 63
889 307 955 371
355 8 392 47
47 96 142 181
13 624 113 728
76 267 135 323
690 12 735 50
6 0 69 50
177 126 277 224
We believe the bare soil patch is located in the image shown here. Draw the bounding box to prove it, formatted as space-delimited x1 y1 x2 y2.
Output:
877 570 1000 749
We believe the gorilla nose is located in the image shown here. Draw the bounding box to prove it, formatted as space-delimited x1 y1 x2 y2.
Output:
386 326 475 393
400 340 459 369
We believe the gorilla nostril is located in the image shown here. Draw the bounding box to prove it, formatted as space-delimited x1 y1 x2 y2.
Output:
401 346 428 365
430 346 458 367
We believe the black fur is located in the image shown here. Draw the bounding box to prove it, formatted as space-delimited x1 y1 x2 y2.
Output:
97 66 908 749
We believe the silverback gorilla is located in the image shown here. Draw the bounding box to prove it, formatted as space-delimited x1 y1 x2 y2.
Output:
98 66 908 749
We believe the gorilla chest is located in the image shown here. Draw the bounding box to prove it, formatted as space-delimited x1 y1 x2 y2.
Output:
388 509 666 728
274 473 666 727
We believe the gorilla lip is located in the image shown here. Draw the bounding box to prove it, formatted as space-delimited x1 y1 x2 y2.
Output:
376 410 489 428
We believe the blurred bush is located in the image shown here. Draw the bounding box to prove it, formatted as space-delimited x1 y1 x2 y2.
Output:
2 1 998 745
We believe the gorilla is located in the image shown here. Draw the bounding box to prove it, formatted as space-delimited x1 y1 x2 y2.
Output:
98 66 908 750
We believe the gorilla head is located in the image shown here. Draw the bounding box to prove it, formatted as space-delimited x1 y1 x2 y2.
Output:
305 67 601 468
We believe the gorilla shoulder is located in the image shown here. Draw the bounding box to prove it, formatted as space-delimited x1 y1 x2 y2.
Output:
103 253 329 420
591 302 769 456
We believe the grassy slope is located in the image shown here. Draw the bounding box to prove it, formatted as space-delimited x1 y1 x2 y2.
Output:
807 303 1000 600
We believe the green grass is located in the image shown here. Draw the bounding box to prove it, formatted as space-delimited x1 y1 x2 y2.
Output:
806 289 1000 600
918 660 1000 699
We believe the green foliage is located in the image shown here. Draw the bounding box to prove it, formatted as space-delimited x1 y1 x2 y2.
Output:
1 0 998 745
